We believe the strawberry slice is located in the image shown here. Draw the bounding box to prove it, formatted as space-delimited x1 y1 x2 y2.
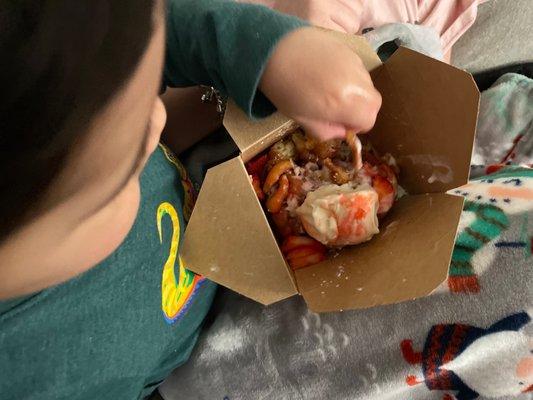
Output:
372 175 395 215
289 252 327 270
246 154 268 177
270 210 293 238
250 174 264 201
286 245 325 260
282 235 327 270
378 163 397 183
281 235 324 254
372 175 393 198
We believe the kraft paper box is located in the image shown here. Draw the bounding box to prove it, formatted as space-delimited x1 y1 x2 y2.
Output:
181 31 479 313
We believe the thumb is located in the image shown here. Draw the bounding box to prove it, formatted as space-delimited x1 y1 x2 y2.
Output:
333 85 382 134
300 84 382 141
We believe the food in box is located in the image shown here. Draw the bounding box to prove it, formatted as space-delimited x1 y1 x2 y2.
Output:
245 129 402 270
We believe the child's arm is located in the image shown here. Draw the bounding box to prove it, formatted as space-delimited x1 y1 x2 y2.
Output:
164 0 305 119
160 0 361 156
165 0 381 140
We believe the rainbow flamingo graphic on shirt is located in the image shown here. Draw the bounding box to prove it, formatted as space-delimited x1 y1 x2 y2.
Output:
157 202 204 324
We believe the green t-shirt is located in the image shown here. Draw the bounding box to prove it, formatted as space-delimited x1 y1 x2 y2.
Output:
0 1 305 399
1 146 217 399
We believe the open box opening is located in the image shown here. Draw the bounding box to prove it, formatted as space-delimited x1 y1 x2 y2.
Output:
181 32 480 313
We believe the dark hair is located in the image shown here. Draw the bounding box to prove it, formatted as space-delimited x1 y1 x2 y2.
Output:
0 1 156 240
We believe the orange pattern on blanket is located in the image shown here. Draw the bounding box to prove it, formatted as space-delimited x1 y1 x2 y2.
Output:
488 187 533 200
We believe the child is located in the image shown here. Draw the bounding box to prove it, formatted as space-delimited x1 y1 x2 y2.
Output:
0 0 380 399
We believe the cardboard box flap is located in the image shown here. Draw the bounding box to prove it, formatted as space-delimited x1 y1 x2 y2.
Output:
181 156 298 305
223 102 298 162
295 193 464 313
223 33 382 161
368 47 479 194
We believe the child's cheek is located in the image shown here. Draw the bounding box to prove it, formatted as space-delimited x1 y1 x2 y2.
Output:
95 179 141 262
147 97 167 155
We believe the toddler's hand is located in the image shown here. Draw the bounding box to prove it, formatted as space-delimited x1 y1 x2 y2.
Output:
260 27 381 141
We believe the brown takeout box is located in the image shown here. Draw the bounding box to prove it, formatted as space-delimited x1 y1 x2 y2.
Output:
182 32 479 312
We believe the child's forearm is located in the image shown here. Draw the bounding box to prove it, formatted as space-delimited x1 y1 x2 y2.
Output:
164 0 380 143
164 0 306 119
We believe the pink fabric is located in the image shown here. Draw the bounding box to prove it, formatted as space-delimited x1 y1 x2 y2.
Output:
355 0 489 53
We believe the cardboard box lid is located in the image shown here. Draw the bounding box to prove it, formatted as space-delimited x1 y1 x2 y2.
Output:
181 156 298 305
368 47 479 194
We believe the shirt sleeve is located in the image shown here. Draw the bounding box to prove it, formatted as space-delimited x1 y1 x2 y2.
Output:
164 0 307 118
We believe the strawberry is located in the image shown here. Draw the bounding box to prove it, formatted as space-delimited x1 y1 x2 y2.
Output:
281 235 326 270
246 153 268 177
372 175 395 215
286 245 324 260
289 252 327 270
281 235 324 254
250 174 264 201
270 210 293 238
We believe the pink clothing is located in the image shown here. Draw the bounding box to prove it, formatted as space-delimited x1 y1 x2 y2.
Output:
356 0 488 53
